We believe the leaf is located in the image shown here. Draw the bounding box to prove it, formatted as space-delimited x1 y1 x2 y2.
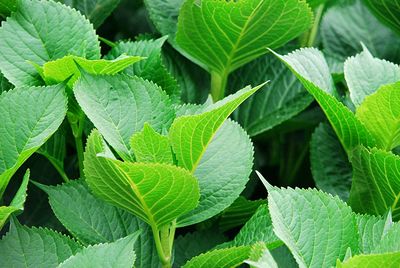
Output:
0 72 12 93
105 37 180 101
0 170 30 229
244 248 278 268
174 230 228 267
0 84 67 197
344 46 400 107
274 47 376 152
74 72 175 161
176 0 313 75
55 0 121 28
310 123 352 200
0 221 82 268
229 46 313 136
84 130 200 229
337 252 400 268
42 55 143 87
262 173 360 268
356 82 400 150
0 0 17 17
58 233 139 268
363 0 400 36
176 120 254 227
130 123 173 164
349 146 400 220
0 0 100 87
372 220 400 253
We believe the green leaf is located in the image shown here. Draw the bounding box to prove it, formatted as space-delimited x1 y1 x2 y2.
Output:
356 82 400 150
0 71 12 93
310 122 352 200
55 0 121 28
0 221 82 268
74 73 174 161
42 55 142 87
337 252 400 268
0 0 100 87
58 233 139 268
349 146 400 220
244 247 278 268
176 0 313 75
344 47 400 107
274 47 376 152
84 130 200 229
0 84 67 197
229 46 313 136
130 123 173 164
0 0 17 17
262 173 360 268
174 230 228 267
0 170 30 229
105 37 180 101
372 220 400 253
363 0 400 36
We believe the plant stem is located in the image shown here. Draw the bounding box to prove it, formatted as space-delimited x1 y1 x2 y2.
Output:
300 4 325 47
152 222 176 268
68 114 85 178
47 157 70 183
210 71 228 102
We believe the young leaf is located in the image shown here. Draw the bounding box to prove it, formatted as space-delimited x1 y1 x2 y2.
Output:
337 252 400 268
274 48 376 152
74 73 175 161
0 84 67 197
42 55 143 87
363 0 400 36
344 47 400 106
349 146 400 220
0 221 82 268
0 0 100 87
310 123 352 200
84 130 200 229
356 82 400 150
176 0 313 75
58 233 139 268
262 174 360 268
130 123 174 164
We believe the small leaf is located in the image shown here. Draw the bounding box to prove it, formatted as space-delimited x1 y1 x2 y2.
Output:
84 130 200 229
337 252 400 268
58 233 139 268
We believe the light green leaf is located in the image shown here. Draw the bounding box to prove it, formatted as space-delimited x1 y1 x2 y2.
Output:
55 0 121 28
84 130 200 229
230 46 313 136
42 55 142 87
74 73 174 161
245 248 278 268
130 123 173 164
0 0 100 87
349 146 400 220
0 221 82 268
105 37 180 101
311 122 352 200
363 0 400 36
176 0 313 75
274 47 376 152
372 221 400 253
262 173 360 268
0 84 67 197
356 82 400 150
344 47 400 107
58 233 139 268
337 252 400 268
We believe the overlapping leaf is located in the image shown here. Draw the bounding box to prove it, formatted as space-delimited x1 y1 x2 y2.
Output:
363 0 400 35
337 252 400 268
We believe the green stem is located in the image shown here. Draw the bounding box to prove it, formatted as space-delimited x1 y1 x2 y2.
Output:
211 71 228 102
300 4 325 47
68 114 85 178
47 157 70 183
152 225 173 268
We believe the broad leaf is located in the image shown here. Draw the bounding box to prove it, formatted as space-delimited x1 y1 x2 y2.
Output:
261 173 360 268
274 48 376 152
244 248 278 268
176 0 313 74
0 221 81 268
0 170 29 229
356 82 400 150
0 84 67 197
363 0 400 35
310 123 352 200
84 130 200 229
344 47 400 107
56 0 121 28
130 123 174 164
349 146 400 220
0 0 100 87
58 233 139 268
0 0 17 17
337 252 400 268
74 72 174 161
